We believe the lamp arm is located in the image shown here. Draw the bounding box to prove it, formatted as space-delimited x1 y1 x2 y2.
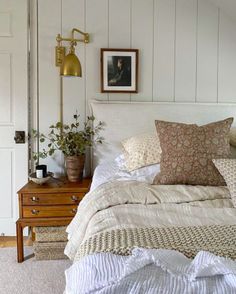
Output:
56 28 89 45
72 28 89 43
72 28 87 37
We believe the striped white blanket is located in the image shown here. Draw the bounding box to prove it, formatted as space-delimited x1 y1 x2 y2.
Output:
65 248 236 294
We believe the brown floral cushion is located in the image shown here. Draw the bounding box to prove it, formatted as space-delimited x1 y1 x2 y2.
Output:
153 118 233 186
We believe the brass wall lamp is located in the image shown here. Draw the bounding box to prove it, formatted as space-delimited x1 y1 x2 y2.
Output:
55 28 89 77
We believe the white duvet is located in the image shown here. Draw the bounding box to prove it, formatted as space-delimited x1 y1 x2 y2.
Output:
65 248 236 294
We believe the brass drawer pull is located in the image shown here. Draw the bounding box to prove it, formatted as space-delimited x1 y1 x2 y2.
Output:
30 196 39 202
31 209 39 215
71 208 77 214
71 195 78 201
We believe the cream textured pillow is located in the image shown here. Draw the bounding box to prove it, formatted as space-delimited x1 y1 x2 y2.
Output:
230 127 236 147
213 159 236 207
121 133 161 172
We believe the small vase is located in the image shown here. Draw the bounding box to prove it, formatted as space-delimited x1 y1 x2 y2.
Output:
65 155 85 182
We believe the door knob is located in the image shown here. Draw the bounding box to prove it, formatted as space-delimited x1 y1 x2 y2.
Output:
14 131 25 144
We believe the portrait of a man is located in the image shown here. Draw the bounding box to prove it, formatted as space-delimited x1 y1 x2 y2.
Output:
108 56 131 87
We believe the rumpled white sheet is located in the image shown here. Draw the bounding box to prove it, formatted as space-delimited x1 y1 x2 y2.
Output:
90 160 160 191
65 248 236 294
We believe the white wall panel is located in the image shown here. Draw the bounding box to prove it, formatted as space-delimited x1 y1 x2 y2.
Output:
197 0 218 102
0 53 11 123
38 0 63 175
62 0 86 125
131 0 154 101
86 0 108 102
153 0 175 101
108 0 131 101
34 0 236 176
175 0 197 102
218 10 236 103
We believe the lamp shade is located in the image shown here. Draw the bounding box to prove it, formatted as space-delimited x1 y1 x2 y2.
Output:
60 51 82 77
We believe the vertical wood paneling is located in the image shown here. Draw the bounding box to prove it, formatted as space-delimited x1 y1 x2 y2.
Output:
218 10 236 103
86 0 109 102
38 0 62 175
108 0 131 101
153 0 175 101
131 0 154 101
197 0 218 102
175 0 197 102
35 0 236 177
62 0 85 125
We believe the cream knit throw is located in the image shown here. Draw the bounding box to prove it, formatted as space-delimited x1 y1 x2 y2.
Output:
75 225 236 261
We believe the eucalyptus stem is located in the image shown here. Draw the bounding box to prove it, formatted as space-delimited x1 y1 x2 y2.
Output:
32 114 104 162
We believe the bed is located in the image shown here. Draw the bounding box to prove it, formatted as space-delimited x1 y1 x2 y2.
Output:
64 101 236 294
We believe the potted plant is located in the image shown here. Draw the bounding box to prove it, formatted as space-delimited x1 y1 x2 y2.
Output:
32 114 104 182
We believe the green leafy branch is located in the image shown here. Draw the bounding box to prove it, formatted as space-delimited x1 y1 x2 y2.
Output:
32 114 104 162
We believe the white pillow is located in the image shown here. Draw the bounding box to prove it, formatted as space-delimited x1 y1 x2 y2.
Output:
115 154 160 184
115 153 126 170
91 157 161 191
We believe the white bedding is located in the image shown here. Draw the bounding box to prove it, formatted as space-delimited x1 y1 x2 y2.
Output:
65 248 236 294
90 159 160 191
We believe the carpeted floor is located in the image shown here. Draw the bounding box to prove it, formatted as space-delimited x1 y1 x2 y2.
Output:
0 247 71 294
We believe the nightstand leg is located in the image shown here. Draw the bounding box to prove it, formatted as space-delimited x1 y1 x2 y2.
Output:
16 222 24 263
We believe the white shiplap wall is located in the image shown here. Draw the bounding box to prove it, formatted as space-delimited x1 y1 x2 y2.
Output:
35 0 236 173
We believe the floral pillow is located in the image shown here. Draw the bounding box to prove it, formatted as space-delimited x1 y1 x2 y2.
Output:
153 118 233 186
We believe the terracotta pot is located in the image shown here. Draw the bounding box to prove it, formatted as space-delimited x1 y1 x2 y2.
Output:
65 155 85 182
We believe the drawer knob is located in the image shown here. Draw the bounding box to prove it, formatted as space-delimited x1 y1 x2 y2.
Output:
31 209 39 215
71 195 78 201
30 196 39 202
71 208 77 214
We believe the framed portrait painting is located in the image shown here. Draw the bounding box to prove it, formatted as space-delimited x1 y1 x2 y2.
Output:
101 48 138 93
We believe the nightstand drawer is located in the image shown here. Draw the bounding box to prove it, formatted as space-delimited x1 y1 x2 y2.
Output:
22 205 78 218
22 193 84 205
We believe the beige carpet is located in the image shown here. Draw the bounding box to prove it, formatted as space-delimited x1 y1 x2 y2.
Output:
0 247 71 294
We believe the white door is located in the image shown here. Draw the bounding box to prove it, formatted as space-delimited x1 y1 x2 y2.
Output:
0 0 28 235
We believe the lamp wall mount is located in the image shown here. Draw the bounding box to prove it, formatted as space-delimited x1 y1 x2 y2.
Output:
55 28 89 67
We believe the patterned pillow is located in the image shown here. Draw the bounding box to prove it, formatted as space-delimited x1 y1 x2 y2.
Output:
213 159 236 207
153 118 233 186
121 133 161 172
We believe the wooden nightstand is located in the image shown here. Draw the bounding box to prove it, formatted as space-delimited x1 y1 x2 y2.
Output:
16 177 91 263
